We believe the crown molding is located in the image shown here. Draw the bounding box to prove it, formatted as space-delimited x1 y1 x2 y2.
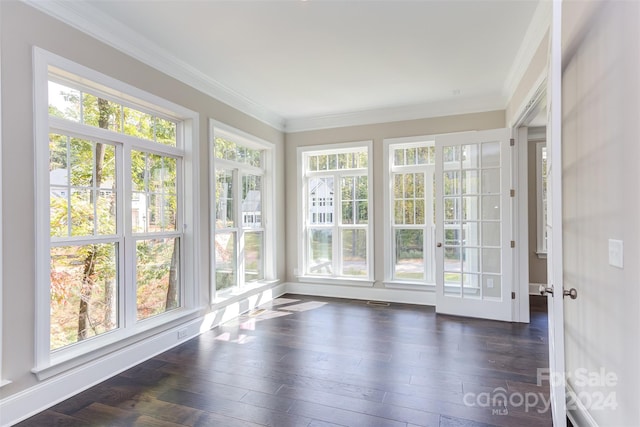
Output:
285 95 505 133
22 0 287 132
502 0 552 102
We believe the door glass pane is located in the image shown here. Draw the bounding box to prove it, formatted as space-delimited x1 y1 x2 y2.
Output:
443 146 460 169
463 248 480 273
136 237 180 321
462 170 479 194
464 222 480 246
444 197 460 221
244 231 264 282
462 144 479 169
463 273 480 298
482 248 501 273
463 196 479 220
483 275 501 299
481 169 500 194
481 142 500 167
444 272 461 295
444 224 461 246
309 229 332 275
395 229 424 281
50 243 118 350
482 222 500 247
482 195 500 220
444 247 461 272
443 171 460 195
215 232 236 291
342 229 367 277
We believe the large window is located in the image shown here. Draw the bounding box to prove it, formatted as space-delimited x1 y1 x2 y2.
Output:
211 121 275 298
384 139 436 285
298 142 373 282
34 49 198 371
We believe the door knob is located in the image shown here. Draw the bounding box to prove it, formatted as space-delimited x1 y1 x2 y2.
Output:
563 288 578 300
436 242 442 247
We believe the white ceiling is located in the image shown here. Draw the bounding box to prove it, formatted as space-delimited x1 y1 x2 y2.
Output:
33 0 546 131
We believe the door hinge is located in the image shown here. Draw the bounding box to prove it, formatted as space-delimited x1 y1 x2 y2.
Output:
510 189 515 197
510 240 516 248
510 138 515 146
511 292 516 299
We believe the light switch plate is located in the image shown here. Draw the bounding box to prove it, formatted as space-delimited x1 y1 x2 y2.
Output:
608 239 623 269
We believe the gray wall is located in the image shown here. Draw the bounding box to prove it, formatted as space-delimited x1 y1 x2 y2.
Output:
285 111 506 285
562 1 640 425
0 1 285 399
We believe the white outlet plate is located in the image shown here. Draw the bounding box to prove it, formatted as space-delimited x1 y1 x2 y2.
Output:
608 239 623 269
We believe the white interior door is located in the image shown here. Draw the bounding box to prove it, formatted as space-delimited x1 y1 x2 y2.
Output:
545 1 567 425
434 128 513 321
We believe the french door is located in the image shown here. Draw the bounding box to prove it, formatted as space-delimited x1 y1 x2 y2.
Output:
434 128 514 321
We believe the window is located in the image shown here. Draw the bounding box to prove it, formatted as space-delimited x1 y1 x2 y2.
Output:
384 138 436 285
536 141 548 256
210 121 275 298
298 142 373 282
34 48 199 371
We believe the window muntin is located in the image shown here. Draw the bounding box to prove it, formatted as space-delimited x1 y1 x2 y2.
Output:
387 140 436 284
211 124 274 296
300 144 372 281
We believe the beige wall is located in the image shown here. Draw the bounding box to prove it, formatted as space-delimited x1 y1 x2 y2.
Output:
527 136 548 285
562 1 640 425
0 1 285 400
284 111 506 284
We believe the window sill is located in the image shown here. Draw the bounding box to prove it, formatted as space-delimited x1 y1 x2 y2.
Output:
0 379 12 388
536 251 548 259
33 307 201 381
296 276 374 287
383 281 436 291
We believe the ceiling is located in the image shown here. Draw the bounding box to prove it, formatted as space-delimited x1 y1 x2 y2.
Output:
33 0 545 131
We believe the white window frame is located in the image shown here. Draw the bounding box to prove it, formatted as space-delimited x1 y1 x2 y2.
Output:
0 5 7 387
383 136 437 289
536 141 548 257
297 141 374 286
33 48 200 377
209 120 276 302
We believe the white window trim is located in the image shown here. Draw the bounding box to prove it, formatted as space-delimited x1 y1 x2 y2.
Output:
0 3 8 388
536 141 548 258
296 141 374 284
33 47 201 377
383 135 437 289
209 119 277 303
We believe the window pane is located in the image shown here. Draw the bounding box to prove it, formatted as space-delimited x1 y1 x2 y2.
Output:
394 229 424 281
242 175 262 228
82 93 122 132
342 229 367 277
244 231 264 282
154 117 177 146
48 81 81 122
123 106 154 141
215 169 234 228
309 177 334 225
136 238 180 321
50 243 118 350
70 189 94 236
132 151 177 232
309 229 332 275
215 232 237 291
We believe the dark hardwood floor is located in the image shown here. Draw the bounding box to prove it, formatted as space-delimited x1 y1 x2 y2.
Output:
17 295 552 427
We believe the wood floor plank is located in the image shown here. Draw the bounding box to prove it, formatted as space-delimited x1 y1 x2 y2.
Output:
15 294 552 427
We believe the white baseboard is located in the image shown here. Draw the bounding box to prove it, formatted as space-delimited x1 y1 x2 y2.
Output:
0 283 286 427
530 282 546 295
566 382 599 427
284 281 436 306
